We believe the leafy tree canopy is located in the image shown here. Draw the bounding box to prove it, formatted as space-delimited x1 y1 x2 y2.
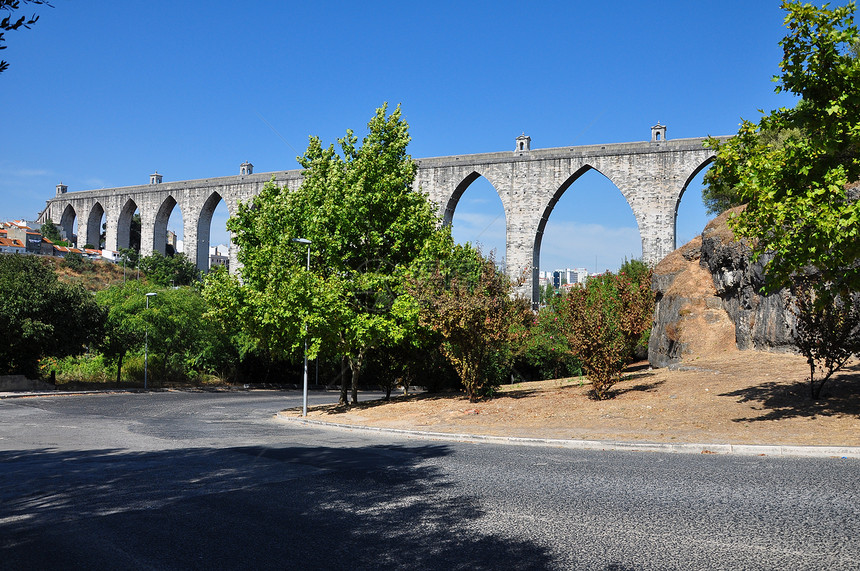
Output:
94 281 150 384
204 104 443 404
705 1 860 291
0 254 104 377
40 219 62 243
702 125 804 215
138 252 201 287
96 282 234 385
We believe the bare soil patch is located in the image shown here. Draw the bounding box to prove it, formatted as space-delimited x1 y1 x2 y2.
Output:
285 351 860 446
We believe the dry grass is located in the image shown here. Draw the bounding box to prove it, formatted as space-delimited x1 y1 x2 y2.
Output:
285 351 860 446
46 257 129 291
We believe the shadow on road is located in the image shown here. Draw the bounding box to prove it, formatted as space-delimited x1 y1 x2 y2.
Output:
1 442 553 570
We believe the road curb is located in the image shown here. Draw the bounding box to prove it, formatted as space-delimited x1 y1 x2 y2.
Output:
0 390 147 399
278 415 860 459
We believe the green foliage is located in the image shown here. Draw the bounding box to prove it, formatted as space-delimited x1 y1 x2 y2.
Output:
95 282 234 385
140 286 234 384
40 219 62 243
561 269 654 400
514 299 582 382
703 125 804 216
0 254 105 378
118 248 139 269
787 278 860 399
539 282 558 306
207 104 441 405
129 213 142 252
40 353 114 384
62 251 92 272
410 244 532 402
94 281 149 384
138 252 201 287
705 1 860 292
619 257 650 286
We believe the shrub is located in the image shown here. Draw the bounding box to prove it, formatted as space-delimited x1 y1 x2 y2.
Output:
41 354 114 384
410 245 532 402
62 252 86 271
787 279 860 400
123 353 164 386
512 304 582 381
138 252 201 287
562 269 654 399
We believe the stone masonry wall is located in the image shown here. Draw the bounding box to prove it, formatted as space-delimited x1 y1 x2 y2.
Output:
41 135 726 291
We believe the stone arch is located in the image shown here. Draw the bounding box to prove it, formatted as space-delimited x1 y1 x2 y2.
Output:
117 198 139 251
531 164 642 305
442 171 483 225
673 156 716 250
443 170 509 261
439 169 511 226
152 195 181 256
195 191 224 271
59 204 76 245
84 202 105 248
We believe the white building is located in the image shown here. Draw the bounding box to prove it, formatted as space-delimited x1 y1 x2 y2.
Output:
209 246 229 270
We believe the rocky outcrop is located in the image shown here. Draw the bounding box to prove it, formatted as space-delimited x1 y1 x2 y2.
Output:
649 208 795 368
699 210 795 352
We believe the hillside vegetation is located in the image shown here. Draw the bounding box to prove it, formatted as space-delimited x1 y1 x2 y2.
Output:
44 256 133 291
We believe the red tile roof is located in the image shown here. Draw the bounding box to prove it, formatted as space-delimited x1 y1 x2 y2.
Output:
0 237 25 248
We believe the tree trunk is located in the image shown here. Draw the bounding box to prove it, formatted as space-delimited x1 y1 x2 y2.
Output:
349 350 365 405
338 357 349 406
116 351 125 387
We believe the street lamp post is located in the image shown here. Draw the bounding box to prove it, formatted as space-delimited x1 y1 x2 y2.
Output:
292 238 312 417
144 292 157 390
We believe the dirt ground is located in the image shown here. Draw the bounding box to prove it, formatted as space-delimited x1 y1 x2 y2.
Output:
284 351 860 446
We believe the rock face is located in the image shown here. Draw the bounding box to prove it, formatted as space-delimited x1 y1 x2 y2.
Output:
649 208 795 368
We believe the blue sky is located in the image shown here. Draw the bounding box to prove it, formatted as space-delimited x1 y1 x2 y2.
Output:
1 1 803 272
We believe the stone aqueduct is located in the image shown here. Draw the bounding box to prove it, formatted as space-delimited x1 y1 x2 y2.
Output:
39 125 724 304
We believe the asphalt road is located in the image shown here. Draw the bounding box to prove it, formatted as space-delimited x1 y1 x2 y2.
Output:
1 390 859 570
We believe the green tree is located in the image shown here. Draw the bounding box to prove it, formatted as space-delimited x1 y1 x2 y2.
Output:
702 125 803 216
0 255 105 378
129 213 142 252
514 293 582 382
0 0 51 74
539 282 557 306
95 281 148 384
118 247 139 269
705 1 860 292
40 219 62 243
138 252 201 287
98 282 234 385
204 104 441 405
144 286 231 383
